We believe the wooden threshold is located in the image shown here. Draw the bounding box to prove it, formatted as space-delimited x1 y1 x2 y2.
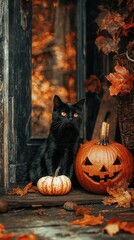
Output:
0 189 105 209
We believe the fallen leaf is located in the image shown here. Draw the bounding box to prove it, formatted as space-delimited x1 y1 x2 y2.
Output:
103 219 120 236
120 222 134 234
33 208 48 216
0 223 5 233
104 219 134 236
16 233 36 240
129 189 134 206
69 214 104 227
63 202 92 216
0 223 14 240
74 206 92 216
103 179 133 208
8 183 38 196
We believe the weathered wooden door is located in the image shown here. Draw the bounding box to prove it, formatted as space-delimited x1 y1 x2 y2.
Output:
7 0 32 188
1 0 115 193
0 0 87 192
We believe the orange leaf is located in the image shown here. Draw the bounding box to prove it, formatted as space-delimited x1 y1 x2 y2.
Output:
105 65 134 96
74 206 92 216
122 23 134 36
99 12 125 36
69 214 104 227
0 224 5 233
103 219 120 236
120 222 134 234
129 189 134 206
8 183 38 196
0 224 14 240
8 187 24 196
103 180 132 208
95 36 119 55
16 233 36 240
104 219 134 236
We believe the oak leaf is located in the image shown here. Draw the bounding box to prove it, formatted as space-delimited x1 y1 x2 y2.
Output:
69 214 104 227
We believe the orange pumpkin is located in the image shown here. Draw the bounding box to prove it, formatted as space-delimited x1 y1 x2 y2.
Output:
37 167 72 195
75 122 134 194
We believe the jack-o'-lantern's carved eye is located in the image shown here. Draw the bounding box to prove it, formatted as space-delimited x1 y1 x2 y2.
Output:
83 157 122 183
73 113 78 118
61 111 67 117
75 122 134 194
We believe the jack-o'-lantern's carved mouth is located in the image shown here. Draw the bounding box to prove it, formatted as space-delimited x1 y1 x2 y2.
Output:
84 170 122 183
82 157 122 183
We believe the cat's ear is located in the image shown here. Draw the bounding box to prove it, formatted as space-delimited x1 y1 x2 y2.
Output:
53 95 64 110
74 99 85 111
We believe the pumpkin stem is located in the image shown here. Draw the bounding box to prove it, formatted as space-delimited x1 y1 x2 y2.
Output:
99 121 110 145
54 166 61 177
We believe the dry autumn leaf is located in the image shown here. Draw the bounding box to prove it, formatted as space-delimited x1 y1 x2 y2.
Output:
103 179 133 208
103 219 120 236
69 214 104 227
8 182 38 197
122 23 134 36
95 36 119 55
98 11 125 37
16 233 37 240
105 65 134 96
0 224 37 240
63 202 92 216
120 222 134 234
0 223 14 240
104 219 134 236
129 189 134 206
74 206 92 216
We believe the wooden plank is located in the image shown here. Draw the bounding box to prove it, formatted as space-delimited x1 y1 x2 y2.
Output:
0 203 134 240
0 0 9 193
0 189 105 209
92 97 117 141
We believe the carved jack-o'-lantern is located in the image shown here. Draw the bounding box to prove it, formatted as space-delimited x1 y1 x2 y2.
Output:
75 122 134 194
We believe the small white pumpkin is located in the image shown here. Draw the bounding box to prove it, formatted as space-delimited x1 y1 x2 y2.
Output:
37 167 72 195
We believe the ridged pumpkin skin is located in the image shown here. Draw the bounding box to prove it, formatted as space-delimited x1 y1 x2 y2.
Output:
75 139 134 194
37 175 72 195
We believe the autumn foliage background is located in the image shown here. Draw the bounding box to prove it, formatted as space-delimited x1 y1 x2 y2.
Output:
95 0 134 96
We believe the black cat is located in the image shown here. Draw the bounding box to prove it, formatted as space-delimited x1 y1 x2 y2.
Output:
29 95 85 185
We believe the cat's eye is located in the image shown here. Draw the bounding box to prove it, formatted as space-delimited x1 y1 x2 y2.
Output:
73 113 78 118
61 111 67 117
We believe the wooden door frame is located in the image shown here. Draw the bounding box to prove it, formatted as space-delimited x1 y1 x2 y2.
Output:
0 0 86 193
0 0 9 193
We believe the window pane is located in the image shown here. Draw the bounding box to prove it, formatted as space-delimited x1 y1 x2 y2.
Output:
32 0 77 138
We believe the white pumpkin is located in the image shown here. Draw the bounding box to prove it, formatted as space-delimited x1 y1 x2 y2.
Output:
37 172 72 195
